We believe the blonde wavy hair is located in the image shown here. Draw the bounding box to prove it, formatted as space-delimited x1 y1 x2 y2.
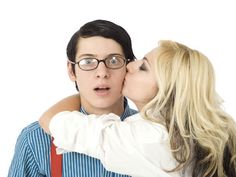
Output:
141 40 236 177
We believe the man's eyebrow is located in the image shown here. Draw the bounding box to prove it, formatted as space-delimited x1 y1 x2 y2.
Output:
77 54 96 58
77 53 124 59
107 53 124 57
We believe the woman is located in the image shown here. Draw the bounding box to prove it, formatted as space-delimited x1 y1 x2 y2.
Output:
40 40 236 177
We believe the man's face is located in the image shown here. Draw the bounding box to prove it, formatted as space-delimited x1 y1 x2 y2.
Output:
68 36 126 114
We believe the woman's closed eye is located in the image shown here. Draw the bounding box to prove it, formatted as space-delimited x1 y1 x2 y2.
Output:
139 62 147 71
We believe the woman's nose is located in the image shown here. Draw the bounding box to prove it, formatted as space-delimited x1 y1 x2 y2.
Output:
126 60 139 73
126 62 133 73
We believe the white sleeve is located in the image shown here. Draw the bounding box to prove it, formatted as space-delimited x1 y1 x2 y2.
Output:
50 111 178 177
50 111 120 157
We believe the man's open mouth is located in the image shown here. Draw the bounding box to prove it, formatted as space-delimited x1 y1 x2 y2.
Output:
94 87 110 91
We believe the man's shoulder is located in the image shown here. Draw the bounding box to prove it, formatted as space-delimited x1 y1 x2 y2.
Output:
20 121 45 135
16 121 50 147
9 121 51 176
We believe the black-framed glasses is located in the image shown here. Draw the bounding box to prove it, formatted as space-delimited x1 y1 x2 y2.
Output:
69 55 130 71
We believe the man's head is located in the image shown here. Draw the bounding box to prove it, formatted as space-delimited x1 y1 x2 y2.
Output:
66 20 135 114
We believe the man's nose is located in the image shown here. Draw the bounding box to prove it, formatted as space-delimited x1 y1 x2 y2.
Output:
95 62 110 78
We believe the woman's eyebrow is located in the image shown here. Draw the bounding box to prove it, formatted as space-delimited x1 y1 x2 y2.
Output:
143 57 150 65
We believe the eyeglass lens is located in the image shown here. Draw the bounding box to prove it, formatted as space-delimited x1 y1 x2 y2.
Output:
79 56 125 70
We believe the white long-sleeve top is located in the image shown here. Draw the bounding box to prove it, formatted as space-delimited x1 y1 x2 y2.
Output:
50 111 185 177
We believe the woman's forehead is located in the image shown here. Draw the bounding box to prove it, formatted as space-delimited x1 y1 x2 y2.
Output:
144 47 158 63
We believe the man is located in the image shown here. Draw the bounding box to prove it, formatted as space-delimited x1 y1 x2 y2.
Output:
8 19 137 177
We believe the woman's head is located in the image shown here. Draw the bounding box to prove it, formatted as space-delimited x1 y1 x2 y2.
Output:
124 39 218 164
130 41 236 176
125 40 218 120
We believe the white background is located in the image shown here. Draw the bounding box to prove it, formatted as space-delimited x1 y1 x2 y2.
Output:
1 0 236 176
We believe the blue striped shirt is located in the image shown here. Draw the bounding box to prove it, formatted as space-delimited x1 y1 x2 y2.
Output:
8 99 137 177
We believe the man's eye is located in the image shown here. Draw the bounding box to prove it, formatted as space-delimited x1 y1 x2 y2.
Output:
110 58 118 64
139 63 147 71
108 56 123 66
83 58 94 65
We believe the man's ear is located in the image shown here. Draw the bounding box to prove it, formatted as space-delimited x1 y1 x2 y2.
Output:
67 61 76 81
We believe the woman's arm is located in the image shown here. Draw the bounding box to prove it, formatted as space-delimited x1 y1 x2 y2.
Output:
49 112 175 176
39 94 80 133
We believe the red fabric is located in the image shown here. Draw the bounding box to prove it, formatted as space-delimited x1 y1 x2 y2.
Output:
51 137 62 177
